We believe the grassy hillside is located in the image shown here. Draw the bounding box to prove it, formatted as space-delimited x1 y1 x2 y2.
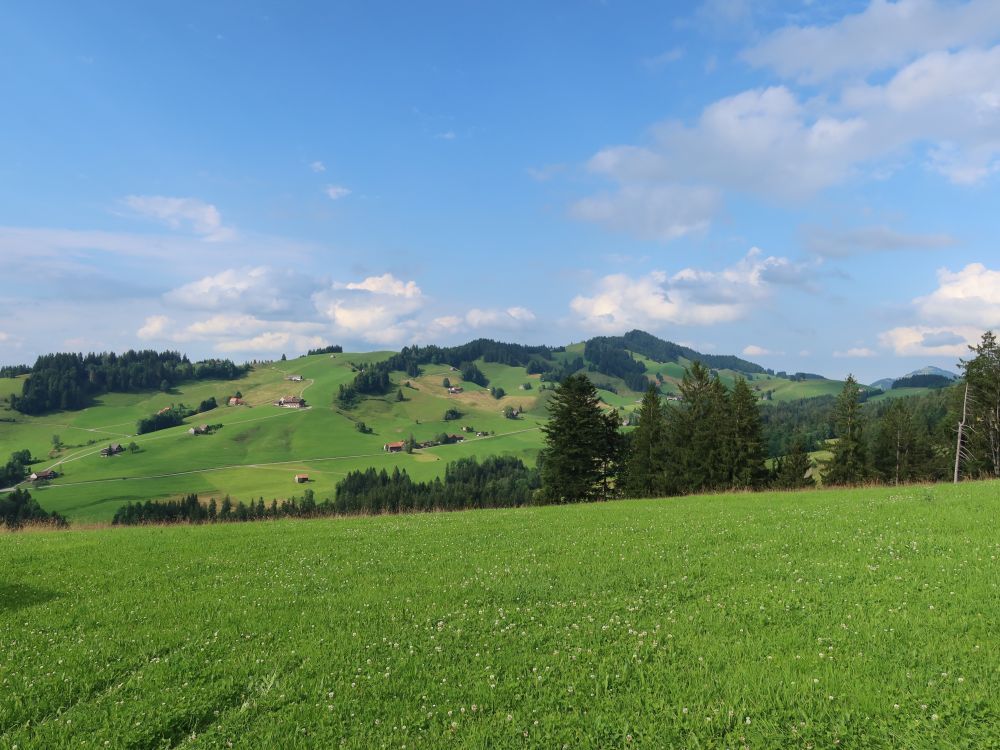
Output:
0 353 548 521
3 481 998 748
0 339 900 521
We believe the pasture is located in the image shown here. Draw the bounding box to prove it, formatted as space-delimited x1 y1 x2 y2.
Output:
0 354 548 522
2 481 998 748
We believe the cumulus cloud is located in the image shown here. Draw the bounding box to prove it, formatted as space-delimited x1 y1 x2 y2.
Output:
878 262 1000 356
137 315 171 340
325 185 352 200
314 273 427 345
570 248 796 331
915 263 1000 327
744 0 1000 83
340 273 422 298
164 266 322 316
742 345 773 356
310 161 326 173
803 224 957 258
574 7 1000 240
123 195 235 241
879 326 981 357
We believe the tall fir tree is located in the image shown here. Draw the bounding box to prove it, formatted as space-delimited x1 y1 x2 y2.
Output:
727 377 768 490
670 362 729 494
540 374 619 503
825 375 869 485
871 398 930 485
623 384 671 497
958 330 1000 479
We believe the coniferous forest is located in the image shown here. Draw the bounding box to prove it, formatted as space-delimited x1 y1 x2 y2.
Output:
9 351 248 415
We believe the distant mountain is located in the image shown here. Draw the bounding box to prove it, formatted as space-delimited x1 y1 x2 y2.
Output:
870 365 959 391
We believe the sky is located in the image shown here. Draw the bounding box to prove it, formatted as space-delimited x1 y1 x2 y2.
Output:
2 0 1000 383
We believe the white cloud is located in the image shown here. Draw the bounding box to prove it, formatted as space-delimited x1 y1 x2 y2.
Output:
744 0 1000 83
571 248 794 331
803 225 957 257
310 160 326 173
137 315 171 340
742 344 772 356
643 47 684 70
575 17 1000 240
877 262 1000 356
914 263 1000 327
123 195 235 241
465 306 537 329
0 331 9 342
325 185 352 200
834 347 877 358
215 331 326 354
340 273 422 298
164 266 320 316
879 325 981 356
315 274 427 345
570 185 720 242
436 131 457 140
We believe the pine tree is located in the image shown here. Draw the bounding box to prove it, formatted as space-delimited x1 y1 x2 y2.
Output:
826 375 868 485
727 377 768 490
540 374 618 503
623 384 670 497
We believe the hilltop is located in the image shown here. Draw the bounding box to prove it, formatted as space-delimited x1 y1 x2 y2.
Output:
0 331 858 521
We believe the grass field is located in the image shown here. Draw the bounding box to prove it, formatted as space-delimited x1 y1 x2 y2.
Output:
2 481 998 748
0 354 549 522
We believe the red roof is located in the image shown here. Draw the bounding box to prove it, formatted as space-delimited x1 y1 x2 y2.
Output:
385 441 406 448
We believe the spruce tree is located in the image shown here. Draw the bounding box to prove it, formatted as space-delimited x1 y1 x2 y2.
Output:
959 330 1000 478
872 399 923 485
826 375 868 485
727 377 768 490
623 384 670 498
671 362 729 494
540 374 618 503
774 440 815 489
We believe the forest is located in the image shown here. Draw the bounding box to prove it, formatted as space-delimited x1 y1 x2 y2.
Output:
9 351 248 414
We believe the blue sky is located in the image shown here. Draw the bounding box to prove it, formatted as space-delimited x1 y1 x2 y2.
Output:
2 0 1000 382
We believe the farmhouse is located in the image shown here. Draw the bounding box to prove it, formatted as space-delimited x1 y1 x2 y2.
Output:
275 396 307 408
286 375 303 382
156 406 171 416
294 474 309 484
100 443 124 457
188 424 209 435
384 441 406 453
228 396 245 406
30 469 57 481
447 386 463 394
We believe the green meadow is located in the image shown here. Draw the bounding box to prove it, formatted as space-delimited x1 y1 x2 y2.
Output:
0 354 549 522
2 481 998 748
0 348 860 522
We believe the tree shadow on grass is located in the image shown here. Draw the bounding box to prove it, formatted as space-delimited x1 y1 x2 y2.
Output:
0 583 62 614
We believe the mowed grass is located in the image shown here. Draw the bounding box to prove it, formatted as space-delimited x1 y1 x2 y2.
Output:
3 482 999 748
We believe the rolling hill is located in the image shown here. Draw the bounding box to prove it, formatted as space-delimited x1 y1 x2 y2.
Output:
0 331 863 521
